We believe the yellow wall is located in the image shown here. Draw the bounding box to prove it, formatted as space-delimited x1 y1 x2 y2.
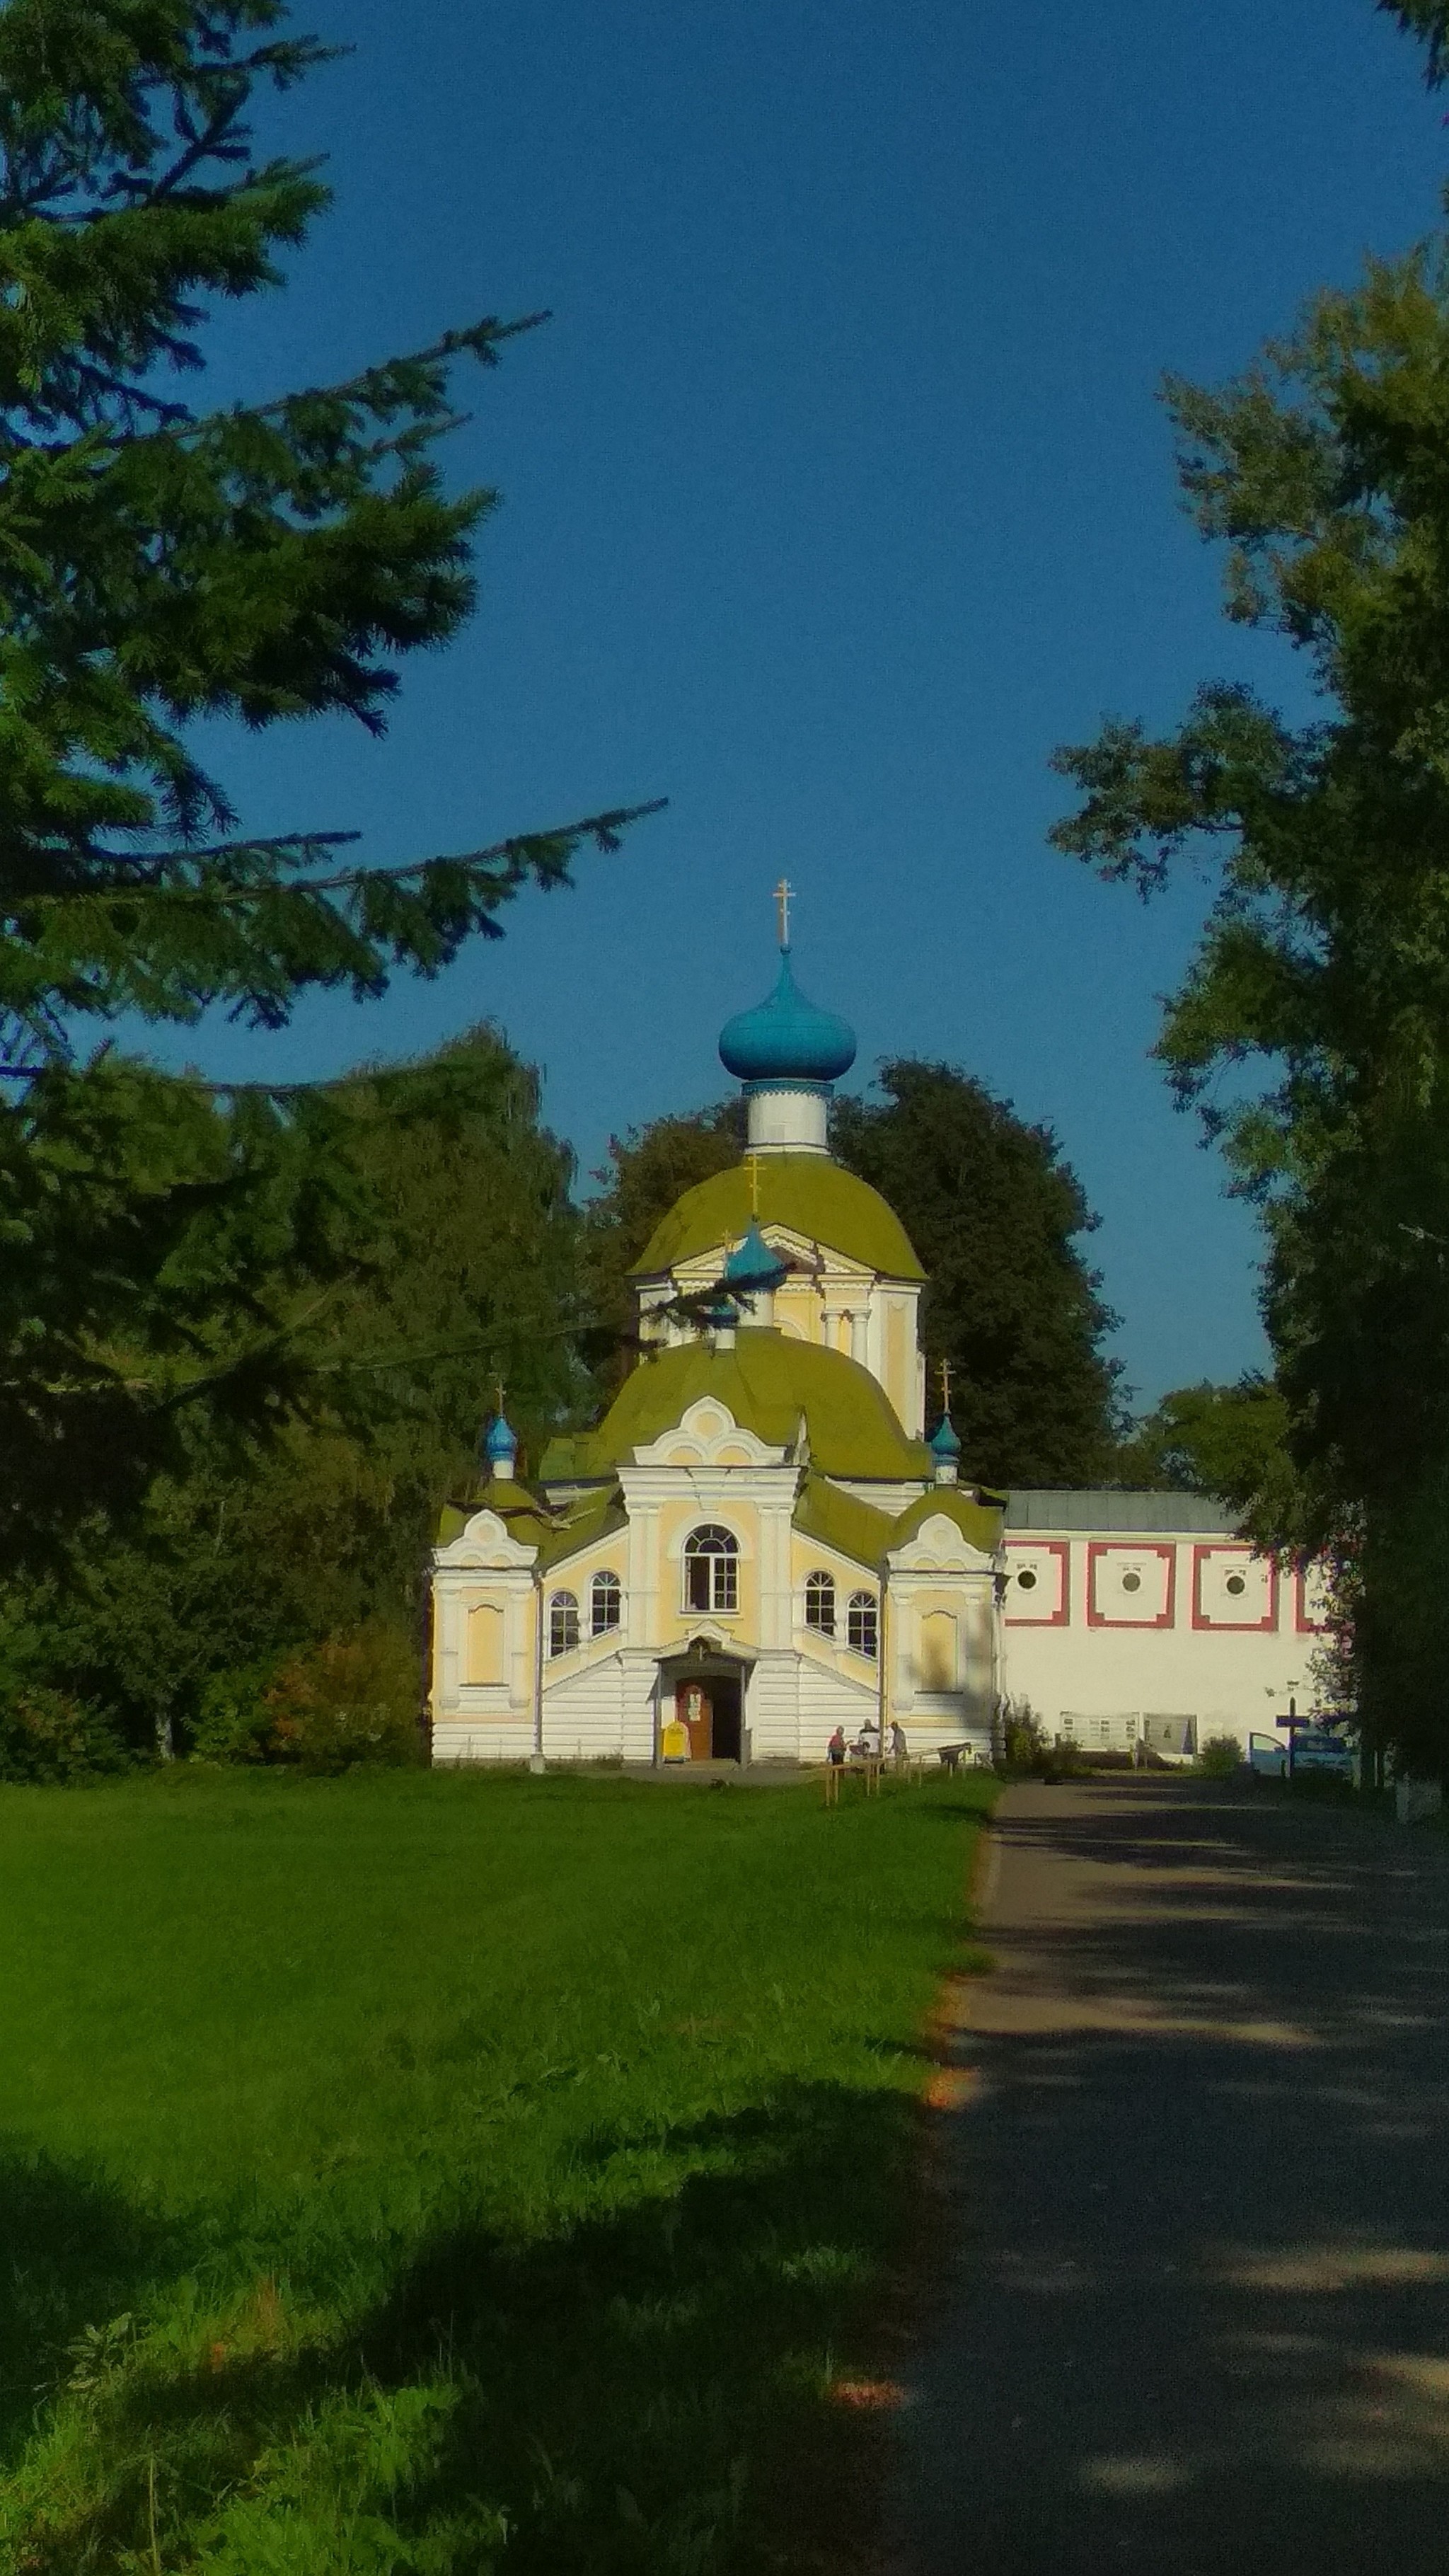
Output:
653 1500 761 1648
886 1301 907 1424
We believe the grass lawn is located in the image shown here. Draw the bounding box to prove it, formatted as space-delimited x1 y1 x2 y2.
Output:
0 1764 993 2575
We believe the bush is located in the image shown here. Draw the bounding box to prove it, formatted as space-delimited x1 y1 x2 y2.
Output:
0 1689 132 1783
1195 1733 1243 1777
190 1662 283 1764
264 1623 425 1774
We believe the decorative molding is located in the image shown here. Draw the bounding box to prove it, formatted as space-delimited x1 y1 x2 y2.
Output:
631 1397 785 1471
1191 1543 1278 1633
1003 1538 1070 1628
433 1509 538 1572
1295 1563 1333 1635
1085 1541 1177 1631
888 1513 995 1576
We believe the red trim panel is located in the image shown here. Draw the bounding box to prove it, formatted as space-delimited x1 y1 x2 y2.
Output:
1086 1541 1177 1629
1003 1539 1070 1627
1191 1545 1279 1633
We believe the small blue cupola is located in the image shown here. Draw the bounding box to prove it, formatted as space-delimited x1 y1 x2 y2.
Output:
722 1220 791 1299
930 1411 962 1487
482 1410 519 1482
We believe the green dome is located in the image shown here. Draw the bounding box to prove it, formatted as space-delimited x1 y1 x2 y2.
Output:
541 1329 933 1483
635 1156 924 1282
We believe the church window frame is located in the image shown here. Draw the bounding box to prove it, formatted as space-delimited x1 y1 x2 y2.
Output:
804 1570 836 1635
591 1570 623 1635
683 1524 739 1614
548 1592 580 1657
847 1592 879 1659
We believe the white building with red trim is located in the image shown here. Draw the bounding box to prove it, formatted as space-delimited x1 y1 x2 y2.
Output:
1000 1490 1330 1758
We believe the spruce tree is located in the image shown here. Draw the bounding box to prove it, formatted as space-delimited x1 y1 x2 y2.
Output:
0 3 654 1544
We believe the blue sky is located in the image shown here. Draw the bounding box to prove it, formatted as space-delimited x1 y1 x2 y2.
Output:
161 0 1447 1405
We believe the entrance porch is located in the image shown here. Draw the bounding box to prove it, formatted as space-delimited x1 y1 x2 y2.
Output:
657 1640 754 1764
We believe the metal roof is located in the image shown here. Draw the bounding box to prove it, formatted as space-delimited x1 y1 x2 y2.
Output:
1005 1488 1239 1534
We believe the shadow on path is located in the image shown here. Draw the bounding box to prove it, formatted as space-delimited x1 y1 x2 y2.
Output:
893 1778 1449 2576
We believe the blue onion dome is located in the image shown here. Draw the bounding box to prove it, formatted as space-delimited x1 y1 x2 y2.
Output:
483 1411 519 1474
719 950 857 1085
722 1220 791 1294
930 1413 962 1461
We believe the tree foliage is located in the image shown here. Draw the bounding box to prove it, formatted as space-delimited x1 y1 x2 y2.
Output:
1051 2 1449 1760
1382 0 1449 81
0 1 653 1546
1 1023 586 1754
1113 1375 1292 1517
831 1063 1122 1485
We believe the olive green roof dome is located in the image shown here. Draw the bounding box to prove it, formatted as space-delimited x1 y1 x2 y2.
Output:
541 1328 933 1483
635 1156 924 1282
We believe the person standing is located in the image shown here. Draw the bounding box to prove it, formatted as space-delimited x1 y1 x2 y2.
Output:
827 1725 847 1767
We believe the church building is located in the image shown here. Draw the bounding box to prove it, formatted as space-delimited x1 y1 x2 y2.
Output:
429 900 1003 1766
429 903 1328 1768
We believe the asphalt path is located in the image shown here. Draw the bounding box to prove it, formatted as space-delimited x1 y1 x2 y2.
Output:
887 1776 1449 2576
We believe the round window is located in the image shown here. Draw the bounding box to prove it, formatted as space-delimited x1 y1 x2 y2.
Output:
1121 1570 1142 1594
1017 1567 1038 1591
1225 1572 1247 1597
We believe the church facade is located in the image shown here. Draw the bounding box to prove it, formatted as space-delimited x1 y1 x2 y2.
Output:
429 918 1003 1766
429 916 1327 1768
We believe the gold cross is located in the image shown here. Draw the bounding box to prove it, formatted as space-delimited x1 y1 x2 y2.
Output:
496 1376 507 1417
939 1358 954 1413
774 876 795 949
745 1151 762 1216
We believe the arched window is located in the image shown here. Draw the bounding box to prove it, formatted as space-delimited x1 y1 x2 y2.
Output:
847 1592 879 1660
591 1570 622 1635
548 1592 579 1657
683 1524 739 1613
804 1570 836 1635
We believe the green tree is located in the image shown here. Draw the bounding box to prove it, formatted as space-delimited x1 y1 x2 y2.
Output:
1113 1375 1292 1516
6 1023 587 1754
831 1063 1122 1485
1050 1 1449 1762
0 0 654 1548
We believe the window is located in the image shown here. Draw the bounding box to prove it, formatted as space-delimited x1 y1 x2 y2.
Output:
548 1592 579 1657
1225 1572 1246 1597
847 1592 878 1658
683 1524 738 1613
591 1570 622 1635
1121 1570 1142 1594
804 1570 836 1634
1017 1566 1038 1592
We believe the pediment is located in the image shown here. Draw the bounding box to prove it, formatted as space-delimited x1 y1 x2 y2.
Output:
632 1397 786 1469
888 1512 995 1575
673 1226 876 1287
434 1508 539 1570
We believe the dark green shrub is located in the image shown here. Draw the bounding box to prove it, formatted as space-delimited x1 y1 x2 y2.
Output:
190 1662 282 1764
1195 1733 1243 1777
0 1689 132 1783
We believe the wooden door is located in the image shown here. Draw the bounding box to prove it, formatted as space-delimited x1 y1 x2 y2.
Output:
677 1679 712 1760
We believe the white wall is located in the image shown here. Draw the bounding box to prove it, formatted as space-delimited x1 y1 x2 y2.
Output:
1000 1529 1329 1752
